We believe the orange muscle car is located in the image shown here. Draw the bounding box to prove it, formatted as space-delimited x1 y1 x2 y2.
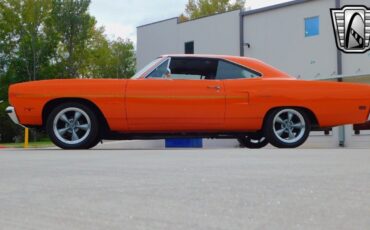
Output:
6 55 370 149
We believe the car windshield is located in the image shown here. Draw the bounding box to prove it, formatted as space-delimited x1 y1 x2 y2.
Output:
131 58 162 79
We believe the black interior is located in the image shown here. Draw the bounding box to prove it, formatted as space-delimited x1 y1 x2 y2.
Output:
169 58 218 79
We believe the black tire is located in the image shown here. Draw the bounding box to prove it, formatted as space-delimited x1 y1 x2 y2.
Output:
46 103 100 150
263 108 311 148
86 138 102 149
238 135 269 149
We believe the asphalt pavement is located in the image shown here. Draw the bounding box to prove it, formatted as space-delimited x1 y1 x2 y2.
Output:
0 148 369 230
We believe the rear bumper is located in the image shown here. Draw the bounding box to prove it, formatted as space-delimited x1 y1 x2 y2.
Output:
5 106 20 125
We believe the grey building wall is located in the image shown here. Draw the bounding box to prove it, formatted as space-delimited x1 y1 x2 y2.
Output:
136 10 241 69
137 0 370 80
137 18 179 70
243 0 338 80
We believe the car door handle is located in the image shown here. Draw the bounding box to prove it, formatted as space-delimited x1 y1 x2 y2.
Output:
207 86 222 90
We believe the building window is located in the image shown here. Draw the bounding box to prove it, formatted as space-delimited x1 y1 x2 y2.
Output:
305 16 319 37
185 41 194 54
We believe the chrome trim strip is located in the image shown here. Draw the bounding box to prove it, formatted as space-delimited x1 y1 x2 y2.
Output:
5 106 20 125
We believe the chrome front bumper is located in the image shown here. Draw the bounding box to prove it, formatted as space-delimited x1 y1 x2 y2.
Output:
5 106 20 125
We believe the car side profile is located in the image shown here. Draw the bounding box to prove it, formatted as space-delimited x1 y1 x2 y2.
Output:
6 54 370 149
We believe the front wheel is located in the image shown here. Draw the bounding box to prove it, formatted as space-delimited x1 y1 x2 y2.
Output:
264 108 311 148
46 103 100 150
238 135 269 149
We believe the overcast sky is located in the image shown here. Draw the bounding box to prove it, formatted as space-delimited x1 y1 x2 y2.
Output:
89 0 291 44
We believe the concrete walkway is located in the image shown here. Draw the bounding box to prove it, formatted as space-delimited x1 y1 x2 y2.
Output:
0 148 369 229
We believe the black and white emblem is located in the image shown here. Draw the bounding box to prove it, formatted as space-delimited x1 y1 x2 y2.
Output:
331 5 370 53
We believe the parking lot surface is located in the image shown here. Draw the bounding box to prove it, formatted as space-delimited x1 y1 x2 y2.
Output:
0 148 369 230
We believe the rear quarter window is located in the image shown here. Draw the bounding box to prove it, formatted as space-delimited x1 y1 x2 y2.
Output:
216 60 261 80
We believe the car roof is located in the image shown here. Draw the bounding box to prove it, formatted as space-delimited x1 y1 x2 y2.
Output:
159 54 292 79
160 54 257 61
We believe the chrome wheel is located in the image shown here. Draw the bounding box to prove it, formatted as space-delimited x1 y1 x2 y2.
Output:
272 109 306 144
53 108 91 145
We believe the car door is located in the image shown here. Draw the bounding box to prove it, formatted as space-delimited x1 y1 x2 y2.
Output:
126 57 225 132
216 60 263 131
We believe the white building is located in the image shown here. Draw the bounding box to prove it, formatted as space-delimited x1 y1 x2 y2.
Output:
137 0 370 148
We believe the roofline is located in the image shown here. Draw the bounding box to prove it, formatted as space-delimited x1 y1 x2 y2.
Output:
137 9 241 29
241 0 313 16
160 54 259 60
161 54 232 59
177 9 242 24
137 0 313 29
137 17 179 29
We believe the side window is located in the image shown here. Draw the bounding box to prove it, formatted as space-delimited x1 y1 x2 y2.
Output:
216 60 261 80
169 58 218 80
146 59 169 78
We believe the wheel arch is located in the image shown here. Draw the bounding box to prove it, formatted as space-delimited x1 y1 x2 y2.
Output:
42 98 110 135
263 106 319 128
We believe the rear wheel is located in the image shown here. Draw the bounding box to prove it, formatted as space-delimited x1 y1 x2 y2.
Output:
46 103 100 149
264 108 311 148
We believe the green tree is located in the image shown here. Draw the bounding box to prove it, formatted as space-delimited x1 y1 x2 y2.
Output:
0 0 19 77
0 0 57 82
51 0 95 78
179 0 245 22
109 38 135 78
19 0 57 81
84 27 135 79
83 26 112 78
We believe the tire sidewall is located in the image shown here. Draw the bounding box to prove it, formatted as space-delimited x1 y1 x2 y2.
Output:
264 108 311 149
46 103 100 150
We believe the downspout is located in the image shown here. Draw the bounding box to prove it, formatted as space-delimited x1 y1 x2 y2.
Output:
240 9 245 56
336 0 345 147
